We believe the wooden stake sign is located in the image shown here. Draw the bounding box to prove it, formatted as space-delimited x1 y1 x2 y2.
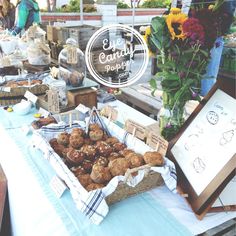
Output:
125 119 146 140
146 132 168 157
47 89 60 114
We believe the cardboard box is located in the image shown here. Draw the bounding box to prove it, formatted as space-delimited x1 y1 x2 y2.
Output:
67 88 97 108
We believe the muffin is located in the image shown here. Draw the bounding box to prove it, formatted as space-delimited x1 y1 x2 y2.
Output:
143 152 164 166
52 143 65 157
119 149 134 157
125 153 144 168
90 164 112 184
57 132 70 146
77 174 93 188
49 138 58 148
69 135 84 149
89 123 101 131
84 138 93 145
94 156 109 167
108 152 123 162
113 142 127 152
89 129 104 141
71 128 84 137
86 183 104 192
96 141 113 157
106 137 119 145
66 149 85 165
81 160 93 173
71 166 86 177
80 144 97 160
108 158 130 177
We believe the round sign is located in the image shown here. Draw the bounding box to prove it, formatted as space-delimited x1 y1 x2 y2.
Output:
85 24 149 88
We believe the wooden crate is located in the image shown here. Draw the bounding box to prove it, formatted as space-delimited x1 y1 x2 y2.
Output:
67 88 97 108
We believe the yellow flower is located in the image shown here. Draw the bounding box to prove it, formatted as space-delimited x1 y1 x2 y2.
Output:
166 8 188 40
143 26 155 57
208 4 214 10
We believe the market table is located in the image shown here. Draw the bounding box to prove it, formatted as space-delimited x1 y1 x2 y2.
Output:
0 102 236 236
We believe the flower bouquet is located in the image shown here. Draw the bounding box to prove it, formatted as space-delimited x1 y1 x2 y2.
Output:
146 1 231 141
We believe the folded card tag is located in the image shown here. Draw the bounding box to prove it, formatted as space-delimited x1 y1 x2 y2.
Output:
125 119 146 140
75 104 90 114
50 175 67 198
146 131 168 157
24 91 38 104
100 105 118 121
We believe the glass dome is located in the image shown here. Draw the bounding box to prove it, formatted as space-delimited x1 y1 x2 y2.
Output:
58 38 86 87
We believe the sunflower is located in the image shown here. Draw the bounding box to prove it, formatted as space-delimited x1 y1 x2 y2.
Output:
143 26 156 57
166 8 188 40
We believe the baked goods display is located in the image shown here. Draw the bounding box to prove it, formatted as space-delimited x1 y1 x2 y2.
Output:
5 79 42 88
48 125 165 191
31 116 57 129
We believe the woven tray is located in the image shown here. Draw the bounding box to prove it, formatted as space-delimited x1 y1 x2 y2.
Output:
0 84 48 105
106 171 163 205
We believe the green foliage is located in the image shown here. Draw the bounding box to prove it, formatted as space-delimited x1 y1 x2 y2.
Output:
83 5 96 12
117 1 130 9
68 0 80 12
141 0 171 8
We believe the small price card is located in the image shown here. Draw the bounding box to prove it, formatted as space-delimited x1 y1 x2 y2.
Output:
50 175 67 198
67 46 78 64
146 131 168 157
0 87 11 92
47 90 60 114
125 119 146 140
100 105 118 121
38 107 50 118
75 104 90 114
24 91 38 104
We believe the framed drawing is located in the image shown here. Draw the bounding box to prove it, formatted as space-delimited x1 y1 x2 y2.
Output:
168 78 236 217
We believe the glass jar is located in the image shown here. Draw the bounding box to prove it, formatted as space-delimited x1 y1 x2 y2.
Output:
49 80 68 109
58 38 86 87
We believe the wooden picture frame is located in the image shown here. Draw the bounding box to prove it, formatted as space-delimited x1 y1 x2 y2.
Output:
168 77 236 218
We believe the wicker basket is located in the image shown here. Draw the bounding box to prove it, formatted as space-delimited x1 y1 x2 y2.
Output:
106 171 163 205
0 84 48 105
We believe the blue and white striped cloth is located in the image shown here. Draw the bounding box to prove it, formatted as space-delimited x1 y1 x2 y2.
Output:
32 119 177 225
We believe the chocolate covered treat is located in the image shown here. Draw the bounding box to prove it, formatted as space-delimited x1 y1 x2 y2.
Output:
82 160 93 173
108 158 130 177
113 142 127 152
90 164 112 184
143 152 164 166
108 152 123 162
119 149 134 157
94 156 109 167
66 149 85 165
81 145 97 160
106 137 119 145
96 141 113 157
71 166 86 177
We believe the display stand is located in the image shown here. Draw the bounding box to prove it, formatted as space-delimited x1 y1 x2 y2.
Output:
168 77 236 218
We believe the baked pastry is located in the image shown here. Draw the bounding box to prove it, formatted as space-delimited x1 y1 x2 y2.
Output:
71 128 84 137
90 164 112 184
94 156 109 167
66 149 85 165
77 174 93 188
108 158 130 177
89 123 101 131
96 141 113 157
57 132 70 146
119 149 134 157
89 129 104 141
49 138 58 148
32 116 57 129
69 135 84 149
80 145 97 160
106 137 119 145
84 138 93 145
52 143 65 157
81 160 93 173
108 152 123 162
86 183 104 192
125 153 144 168
71 166 86 177
143 152 164 166
61 147 73 159
113 142 127 152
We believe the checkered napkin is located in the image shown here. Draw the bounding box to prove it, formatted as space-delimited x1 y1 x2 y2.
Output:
32 119 177 225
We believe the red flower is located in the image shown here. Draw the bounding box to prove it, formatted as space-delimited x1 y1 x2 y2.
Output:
183 18 205 45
